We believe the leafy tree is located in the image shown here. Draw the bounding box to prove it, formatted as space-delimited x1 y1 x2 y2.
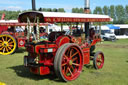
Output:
53 8 58 12
79 8 84 13
125 5 128 14
109 5 116 23
115 5 125 24
93 6 103 14
103 6 109 15
42 8 47 12
72 8 79 13
47 8 52 12
72 8 76 13
58 8 65 12
124 5 128 24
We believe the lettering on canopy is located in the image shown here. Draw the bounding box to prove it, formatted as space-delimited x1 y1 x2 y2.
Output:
44 17 110 23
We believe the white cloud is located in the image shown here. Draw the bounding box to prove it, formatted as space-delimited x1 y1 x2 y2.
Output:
0 6 22 11
7 6 22 10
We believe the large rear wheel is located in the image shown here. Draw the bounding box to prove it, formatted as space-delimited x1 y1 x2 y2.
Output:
54 43 83 81
0 34 17 55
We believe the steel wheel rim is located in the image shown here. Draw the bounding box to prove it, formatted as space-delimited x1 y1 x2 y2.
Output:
0 35 16 55
96 53 104 69
61 46 83 81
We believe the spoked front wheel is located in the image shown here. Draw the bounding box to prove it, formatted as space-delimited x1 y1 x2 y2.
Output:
93 51 104 69
54 43 83 81
0 34 17 55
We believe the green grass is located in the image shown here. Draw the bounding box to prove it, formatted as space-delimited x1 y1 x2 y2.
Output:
0 39 128 85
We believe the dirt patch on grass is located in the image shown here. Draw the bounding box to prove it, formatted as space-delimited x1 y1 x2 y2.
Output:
96 44 128 48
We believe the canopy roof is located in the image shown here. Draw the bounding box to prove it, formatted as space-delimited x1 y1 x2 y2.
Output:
18 11 112 23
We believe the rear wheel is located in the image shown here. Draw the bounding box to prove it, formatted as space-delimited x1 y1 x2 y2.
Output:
0 34 17 55
93 51 104 69
54 43 83 81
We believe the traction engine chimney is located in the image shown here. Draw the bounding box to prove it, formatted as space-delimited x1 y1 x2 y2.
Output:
32 0 36 11
84 0 90 13
84 0 90 39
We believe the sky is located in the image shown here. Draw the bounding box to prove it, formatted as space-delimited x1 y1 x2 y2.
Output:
0 0 128 12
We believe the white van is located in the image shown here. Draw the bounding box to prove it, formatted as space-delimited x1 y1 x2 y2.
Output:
93 25 116 41
101 29 116 41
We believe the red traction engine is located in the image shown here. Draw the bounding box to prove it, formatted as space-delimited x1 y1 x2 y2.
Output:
18 11 112 81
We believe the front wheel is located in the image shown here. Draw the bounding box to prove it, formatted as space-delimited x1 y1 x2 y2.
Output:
93 51 104 69
54 43 83 81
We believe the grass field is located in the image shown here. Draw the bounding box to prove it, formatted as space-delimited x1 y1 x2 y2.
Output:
0 39 128 85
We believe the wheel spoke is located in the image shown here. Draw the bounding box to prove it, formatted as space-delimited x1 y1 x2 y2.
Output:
72 57 78 62
6 36 7 41
66 67 69 74
70 49 73 58
64 54 69 60
8 38 11 42
68 67 74 77
7 46 12 50
71 52 78 58
67 48 70 55
72 63 80 66
9 41 14 44
9 45 14 47
2 37 4 41
6 47 9 52
3 47 5 53
62 63 67 67
71 66 75 73
97 59 101 62
0 47 4 50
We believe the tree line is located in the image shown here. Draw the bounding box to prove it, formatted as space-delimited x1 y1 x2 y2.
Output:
0 5 128 24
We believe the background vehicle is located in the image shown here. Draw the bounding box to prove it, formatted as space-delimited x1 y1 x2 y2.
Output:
0 21 48 55
18 11 111 81
101 30 116 41
93 25 116 41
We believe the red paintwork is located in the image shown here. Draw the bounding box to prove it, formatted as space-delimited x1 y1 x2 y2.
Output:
82 47 90 64
30 67 50 75
55 36 70 47
18 38 26 47
0 26 8 34
35 44 57 54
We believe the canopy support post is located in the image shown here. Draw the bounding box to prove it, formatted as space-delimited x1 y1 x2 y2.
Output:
99 22 101 35
27 17 31 43
61 23 63 31
46 24 48 33
36 17 40 42
70 23 72 35
84 22 90 39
